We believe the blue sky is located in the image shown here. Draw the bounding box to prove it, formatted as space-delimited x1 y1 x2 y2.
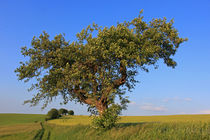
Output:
0 0 209 115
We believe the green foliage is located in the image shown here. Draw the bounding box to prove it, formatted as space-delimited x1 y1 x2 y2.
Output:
59 108 68 115
15 10 187 124
68 110 74 115
91 104 122 130
46 108 59 120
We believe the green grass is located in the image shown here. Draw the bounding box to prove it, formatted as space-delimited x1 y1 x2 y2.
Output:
1 114 210 140
0 114 46 126
0 123 41 140
42 121 210 140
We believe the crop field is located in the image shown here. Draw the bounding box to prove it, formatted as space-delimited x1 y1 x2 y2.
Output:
1 114 210 140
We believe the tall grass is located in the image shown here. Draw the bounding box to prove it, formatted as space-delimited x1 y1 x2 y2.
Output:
40 121 210 140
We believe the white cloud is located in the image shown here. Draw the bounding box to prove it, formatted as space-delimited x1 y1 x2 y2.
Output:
200 110 210 114
140 104 167 112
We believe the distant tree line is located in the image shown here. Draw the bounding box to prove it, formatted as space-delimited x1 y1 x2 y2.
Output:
46 108 74 120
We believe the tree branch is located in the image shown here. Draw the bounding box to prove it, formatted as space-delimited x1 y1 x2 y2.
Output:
113 62 127 88
99 62 127 104
72 87 93 105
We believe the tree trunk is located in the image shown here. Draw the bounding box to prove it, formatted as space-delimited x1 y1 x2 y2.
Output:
96 101 108 116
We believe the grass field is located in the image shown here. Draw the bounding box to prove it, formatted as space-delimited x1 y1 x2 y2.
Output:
0 114 45 140
0 114 46 126
1 114 210 140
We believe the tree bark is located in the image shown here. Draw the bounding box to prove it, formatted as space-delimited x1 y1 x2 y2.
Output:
95 100 108 116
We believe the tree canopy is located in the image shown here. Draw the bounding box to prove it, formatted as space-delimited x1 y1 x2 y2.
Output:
15 11 187 116
46 108 59 120
58 108 68 115
68 110 74 115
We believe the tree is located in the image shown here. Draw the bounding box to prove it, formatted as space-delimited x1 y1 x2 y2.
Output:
46 108 59 120
15 11 187 122
59 108 68 115
68 110 74 115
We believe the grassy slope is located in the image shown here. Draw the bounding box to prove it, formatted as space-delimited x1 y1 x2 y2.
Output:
1 114 210 140
0 114 45 126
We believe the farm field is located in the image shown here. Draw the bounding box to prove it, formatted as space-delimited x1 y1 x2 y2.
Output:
1 114 210 140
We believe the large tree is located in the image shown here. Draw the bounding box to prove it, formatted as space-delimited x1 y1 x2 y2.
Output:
15 11 187 116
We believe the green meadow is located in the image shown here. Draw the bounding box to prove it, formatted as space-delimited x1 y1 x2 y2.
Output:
1 114 210 140
0 114 46 126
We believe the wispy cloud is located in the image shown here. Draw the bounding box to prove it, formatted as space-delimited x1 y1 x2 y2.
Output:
178 112 186 114
129 101 136 105
183 98 192 101
140 104 167 112
162 97 192 102
200 110 210 114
